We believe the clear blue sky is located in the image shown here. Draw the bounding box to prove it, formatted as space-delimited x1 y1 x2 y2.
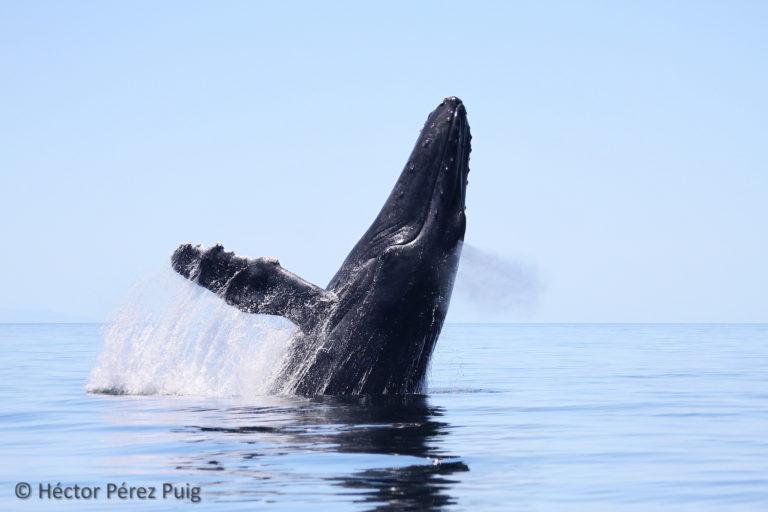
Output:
1 1 766 322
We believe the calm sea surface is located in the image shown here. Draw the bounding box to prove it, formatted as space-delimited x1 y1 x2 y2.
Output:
1 323 766 511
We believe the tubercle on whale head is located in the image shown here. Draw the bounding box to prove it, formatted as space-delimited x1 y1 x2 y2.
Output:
408 96 471 214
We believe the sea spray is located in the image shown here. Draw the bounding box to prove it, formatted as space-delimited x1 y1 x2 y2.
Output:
452 244 541 321
87 269 296 397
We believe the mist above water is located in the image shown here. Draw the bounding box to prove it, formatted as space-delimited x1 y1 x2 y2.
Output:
452 244 541 322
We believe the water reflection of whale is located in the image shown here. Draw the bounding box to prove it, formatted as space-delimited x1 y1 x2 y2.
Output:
181 395 468 510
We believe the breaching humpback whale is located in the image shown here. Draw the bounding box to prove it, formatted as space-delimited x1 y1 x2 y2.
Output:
172 97 471 395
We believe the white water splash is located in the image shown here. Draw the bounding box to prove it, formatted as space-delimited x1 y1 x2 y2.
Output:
87 270 296 397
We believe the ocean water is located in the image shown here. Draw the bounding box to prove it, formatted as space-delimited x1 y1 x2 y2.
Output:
1 322 766 511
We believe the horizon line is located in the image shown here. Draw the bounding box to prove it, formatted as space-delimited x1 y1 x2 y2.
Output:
1 321 766 326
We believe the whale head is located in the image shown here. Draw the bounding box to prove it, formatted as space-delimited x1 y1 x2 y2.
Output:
328 96 471 292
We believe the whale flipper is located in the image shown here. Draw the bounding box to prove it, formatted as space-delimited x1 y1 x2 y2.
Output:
171 243 335 333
